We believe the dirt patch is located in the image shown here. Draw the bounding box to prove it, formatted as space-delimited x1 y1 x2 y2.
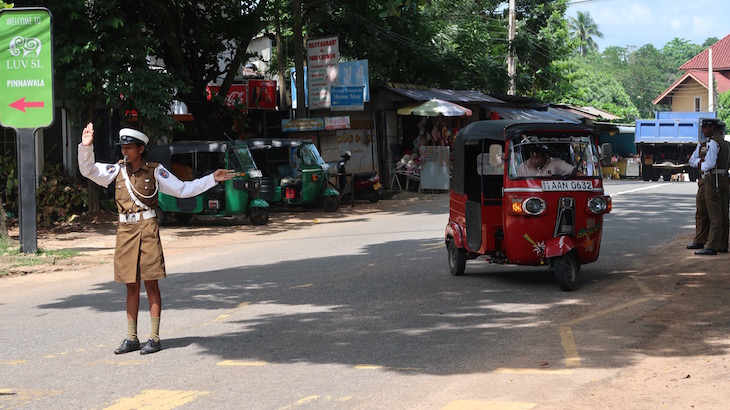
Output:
563 233 730 409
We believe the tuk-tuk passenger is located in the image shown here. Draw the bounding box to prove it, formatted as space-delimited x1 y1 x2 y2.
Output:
517 144 585 177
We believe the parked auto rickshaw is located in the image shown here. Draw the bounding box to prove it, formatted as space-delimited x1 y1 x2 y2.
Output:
147 140 270 225
245 138 340 212
445 120 611 291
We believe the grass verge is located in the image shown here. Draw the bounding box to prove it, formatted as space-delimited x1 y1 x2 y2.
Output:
0 238 79 277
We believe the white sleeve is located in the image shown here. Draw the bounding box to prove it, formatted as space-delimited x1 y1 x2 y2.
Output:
156 164 218 198
701 140 719 172
689 144 701 168
77 143 119 188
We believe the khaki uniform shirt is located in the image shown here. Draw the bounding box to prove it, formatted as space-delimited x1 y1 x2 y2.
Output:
78 144 217 283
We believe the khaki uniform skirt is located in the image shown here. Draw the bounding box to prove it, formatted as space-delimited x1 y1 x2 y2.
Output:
113 160 166 283
114 217 166 283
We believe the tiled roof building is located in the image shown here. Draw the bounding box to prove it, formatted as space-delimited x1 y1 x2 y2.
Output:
653 34 730 109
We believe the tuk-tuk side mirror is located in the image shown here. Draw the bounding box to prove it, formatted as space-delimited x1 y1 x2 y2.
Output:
489 144 503 166
600 143 613 166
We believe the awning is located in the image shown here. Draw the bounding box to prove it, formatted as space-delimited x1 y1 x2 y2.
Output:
486 106 575 122
384 86 504 103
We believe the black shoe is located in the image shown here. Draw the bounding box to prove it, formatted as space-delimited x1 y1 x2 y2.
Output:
114 338 141 354
140 339 162 355
695 248 717 255
687 242 704 249
719 248 729 253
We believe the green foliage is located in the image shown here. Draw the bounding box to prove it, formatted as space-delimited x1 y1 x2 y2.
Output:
717 91 730 125
0 156 88 228
0 153 17 207
36 164 88 227
567 10 603 56
546 57 639 121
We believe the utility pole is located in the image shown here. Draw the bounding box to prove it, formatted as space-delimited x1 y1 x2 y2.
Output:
507 0 517 95
708 48 714 112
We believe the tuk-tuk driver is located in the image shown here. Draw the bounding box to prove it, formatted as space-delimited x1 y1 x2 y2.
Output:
517 144 585 177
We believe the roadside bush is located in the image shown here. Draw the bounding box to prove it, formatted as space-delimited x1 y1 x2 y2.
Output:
0 156 90 227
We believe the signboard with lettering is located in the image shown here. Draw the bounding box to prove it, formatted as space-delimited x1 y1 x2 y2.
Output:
338 60 369 102
306 36 338 110
0 8 54 129
208 84 248 111
330 86 364 111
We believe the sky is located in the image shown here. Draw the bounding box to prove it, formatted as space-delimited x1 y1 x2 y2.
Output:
566 0 730 51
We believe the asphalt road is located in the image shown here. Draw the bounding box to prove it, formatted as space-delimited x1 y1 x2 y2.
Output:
0 180 701 409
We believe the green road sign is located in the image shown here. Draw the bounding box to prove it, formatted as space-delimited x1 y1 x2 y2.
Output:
0 8 54 129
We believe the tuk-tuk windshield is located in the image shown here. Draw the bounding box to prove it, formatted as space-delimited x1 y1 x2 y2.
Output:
508 135 601 178
229 146 258 172
300 143 328 168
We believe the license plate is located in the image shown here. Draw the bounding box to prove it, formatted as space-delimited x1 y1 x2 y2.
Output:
372 182 382 190
208 200 219 209
541 180 593 191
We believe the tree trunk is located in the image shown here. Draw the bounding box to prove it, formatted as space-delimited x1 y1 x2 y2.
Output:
0 199 8 241
293 0 306 119
275 0 289 113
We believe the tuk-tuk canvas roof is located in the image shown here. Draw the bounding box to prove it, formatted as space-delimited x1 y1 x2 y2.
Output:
457 120 595 142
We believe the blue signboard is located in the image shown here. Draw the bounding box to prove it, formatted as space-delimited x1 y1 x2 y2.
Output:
331 86 364 111
339 60 369 102
290 66 308 109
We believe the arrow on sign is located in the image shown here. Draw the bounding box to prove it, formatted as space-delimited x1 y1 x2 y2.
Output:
9 97 45 112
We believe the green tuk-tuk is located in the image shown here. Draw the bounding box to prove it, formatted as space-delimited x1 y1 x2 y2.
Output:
147 140 270 225
245 138 340 212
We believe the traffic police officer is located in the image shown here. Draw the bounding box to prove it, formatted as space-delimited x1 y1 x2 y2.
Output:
78 123 235 354
687 118 729 255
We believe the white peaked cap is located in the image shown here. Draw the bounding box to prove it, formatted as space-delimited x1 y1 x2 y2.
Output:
118 128 149 145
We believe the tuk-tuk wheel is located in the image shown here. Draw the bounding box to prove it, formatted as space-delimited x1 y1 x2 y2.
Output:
553 252 580 291
321 196 340 212
448 239 466 276
249 207 269 226
156 207 167 226
174 214 193 224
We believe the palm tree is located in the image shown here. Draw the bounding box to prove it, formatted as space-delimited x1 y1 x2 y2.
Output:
568 11 604 57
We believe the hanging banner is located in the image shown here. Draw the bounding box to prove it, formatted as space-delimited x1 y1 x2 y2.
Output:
248 79 276 110
306 36 338 110
282 117 325 132
208 84 248 112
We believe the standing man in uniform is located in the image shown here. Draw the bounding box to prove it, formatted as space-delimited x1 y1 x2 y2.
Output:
687 118 729 255
78 123 235 354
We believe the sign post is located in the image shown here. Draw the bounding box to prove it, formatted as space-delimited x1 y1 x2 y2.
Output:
0 8 54 253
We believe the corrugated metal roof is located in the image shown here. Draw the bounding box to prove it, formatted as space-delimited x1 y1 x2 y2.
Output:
487 106 577 122
383 86 504 103
680 34 730 70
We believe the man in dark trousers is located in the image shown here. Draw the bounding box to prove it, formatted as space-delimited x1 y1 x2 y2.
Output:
688 118 729 255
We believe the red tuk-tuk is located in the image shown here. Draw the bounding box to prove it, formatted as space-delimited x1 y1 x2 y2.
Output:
445 120 611 291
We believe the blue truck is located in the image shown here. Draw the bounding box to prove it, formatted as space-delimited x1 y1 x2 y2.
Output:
635 111 716 181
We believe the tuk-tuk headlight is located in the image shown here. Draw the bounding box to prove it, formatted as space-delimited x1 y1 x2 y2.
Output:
587 196 608 214
249 169 263 178
511 196 546 216
522 197 547 215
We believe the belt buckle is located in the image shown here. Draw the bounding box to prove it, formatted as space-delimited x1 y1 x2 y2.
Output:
127 213 137 223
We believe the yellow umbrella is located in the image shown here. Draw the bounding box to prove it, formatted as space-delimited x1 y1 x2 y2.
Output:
397 98 472 117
